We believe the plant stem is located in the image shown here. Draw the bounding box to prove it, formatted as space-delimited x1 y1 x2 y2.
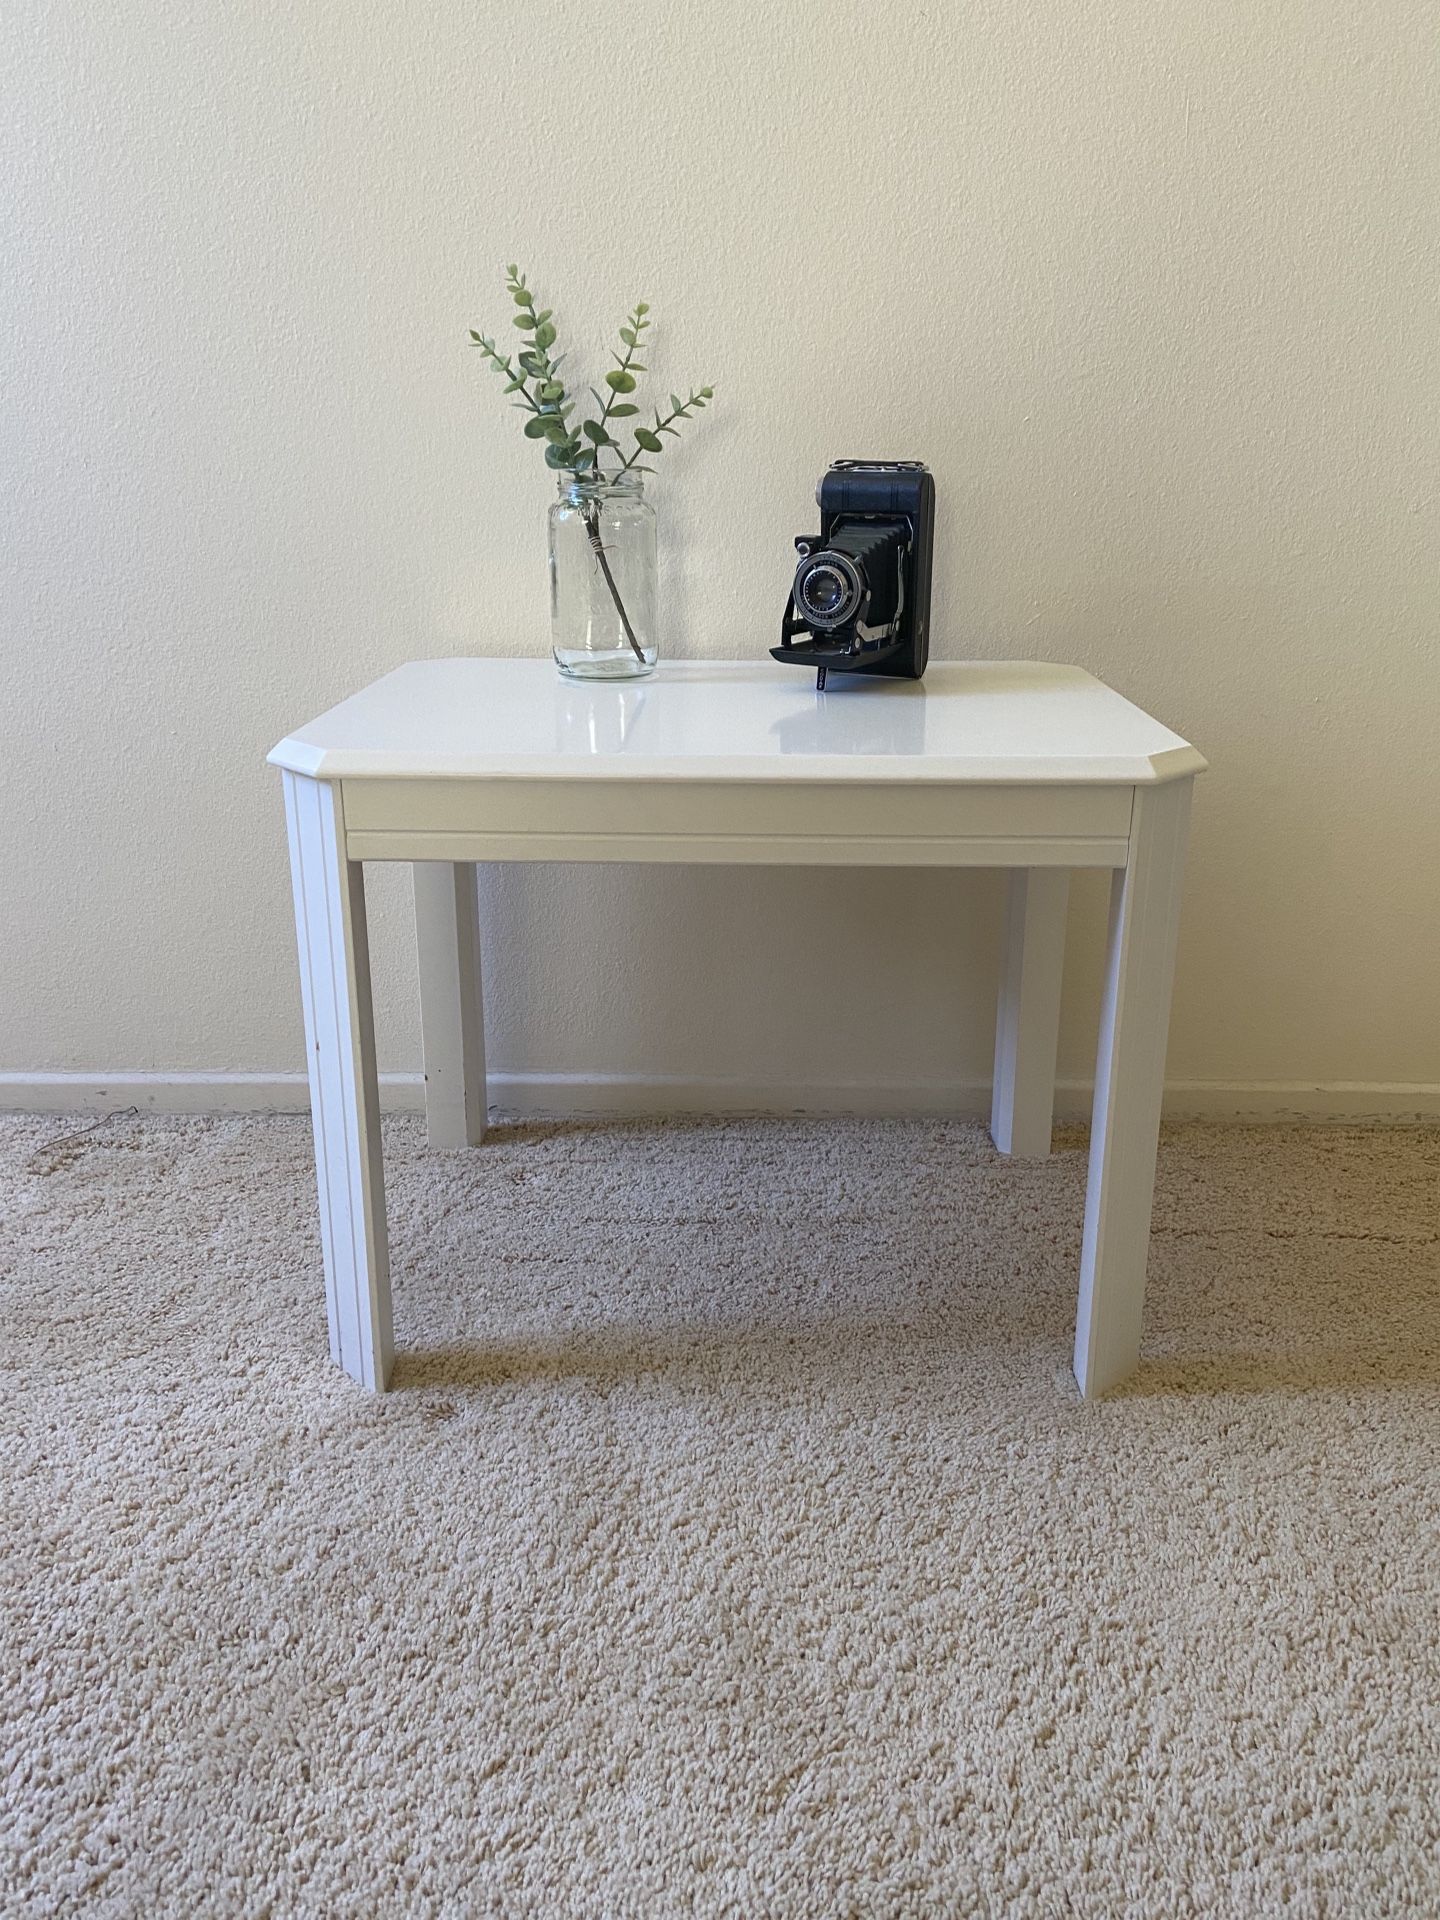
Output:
583 500 646 662
615 392 698 473
591 309 646 476
501 346 642 657
478 309 650 661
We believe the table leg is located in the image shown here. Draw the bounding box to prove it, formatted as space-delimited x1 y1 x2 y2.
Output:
282 772 393 1390
991 869 1069 1156
1073 780 1193 1396
412 862 488 1148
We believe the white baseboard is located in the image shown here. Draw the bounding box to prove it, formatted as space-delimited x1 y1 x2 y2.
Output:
0 1071 430 1116
1 1069 1437 1124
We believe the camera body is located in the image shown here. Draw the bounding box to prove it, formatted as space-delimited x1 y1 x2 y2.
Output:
771 460 935 688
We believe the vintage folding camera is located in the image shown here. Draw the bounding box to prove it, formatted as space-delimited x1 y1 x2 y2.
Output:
771 460 935 688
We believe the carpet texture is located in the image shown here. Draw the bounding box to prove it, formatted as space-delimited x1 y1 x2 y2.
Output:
2 1111 1438 1919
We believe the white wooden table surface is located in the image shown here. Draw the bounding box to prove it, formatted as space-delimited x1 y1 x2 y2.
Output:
269 659 1205 1397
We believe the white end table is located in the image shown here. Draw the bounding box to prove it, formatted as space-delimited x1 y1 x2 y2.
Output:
269 660 1204 1397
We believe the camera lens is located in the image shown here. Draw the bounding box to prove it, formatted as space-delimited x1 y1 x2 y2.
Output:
803 567 846 617
796 554 861 628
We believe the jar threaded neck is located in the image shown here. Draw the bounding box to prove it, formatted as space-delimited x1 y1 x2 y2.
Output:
557 468 645 503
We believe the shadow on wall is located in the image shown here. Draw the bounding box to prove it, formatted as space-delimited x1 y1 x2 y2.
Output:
475 860 1021 1087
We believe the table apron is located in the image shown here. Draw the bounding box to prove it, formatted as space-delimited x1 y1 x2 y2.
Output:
340 779 1134 869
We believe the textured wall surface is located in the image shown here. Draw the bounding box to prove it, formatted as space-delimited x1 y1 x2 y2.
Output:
4 0 1437 1104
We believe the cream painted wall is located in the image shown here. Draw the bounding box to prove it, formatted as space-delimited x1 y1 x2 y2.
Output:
4 0 1438 1110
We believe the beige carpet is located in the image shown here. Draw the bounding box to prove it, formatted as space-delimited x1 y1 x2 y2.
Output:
2 1112 1438 1918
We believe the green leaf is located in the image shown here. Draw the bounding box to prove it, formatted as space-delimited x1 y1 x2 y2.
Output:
635 301 650 315
540 381 565 400
511 288 532 306
582 420 611 444
620 328 637 348
523 415 554 438
542 416 571 441
605 370 637 393
608 402 639 416
573 448 596 470
669 393 682 413
544 441 573 470
701 386 714 397
513 313 536 329
634 428 663 453
519 351 545 375
533 321 556 350
503 378 525 393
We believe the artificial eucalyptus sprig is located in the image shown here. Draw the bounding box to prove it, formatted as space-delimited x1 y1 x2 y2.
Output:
469 266 715 659
469 265 714 480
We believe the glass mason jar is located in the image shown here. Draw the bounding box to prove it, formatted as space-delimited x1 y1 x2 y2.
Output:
549 470 658 679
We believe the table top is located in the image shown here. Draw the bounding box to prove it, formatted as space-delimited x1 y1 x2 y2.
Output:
268 659 1205 785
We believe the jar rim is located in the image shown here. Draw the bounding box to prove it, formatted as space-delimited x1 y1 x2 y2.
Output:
556 466 646 497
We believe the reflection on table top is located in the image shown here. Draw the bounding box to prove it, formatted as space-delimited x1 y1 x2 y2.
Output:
269 658 1205 786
